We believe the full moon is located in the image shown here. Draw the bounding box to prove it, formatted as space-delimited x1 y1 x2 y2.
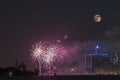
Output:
94 14 102 22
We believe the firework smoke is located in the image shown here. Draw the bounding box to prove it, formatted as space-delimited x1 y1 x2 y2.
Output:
30 39 120 75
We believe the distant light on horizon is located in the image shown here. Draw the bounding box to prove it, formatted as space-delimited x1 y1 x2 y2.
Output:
96 45 100 49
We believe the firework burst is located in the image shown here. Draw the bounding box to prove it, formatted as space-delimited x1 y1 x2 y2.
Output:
31 41 47 63
43 43 57 65
30 41 65 75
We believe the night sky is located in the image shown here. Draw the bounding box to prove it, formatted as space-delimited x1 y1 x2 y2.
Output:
0 0 120 70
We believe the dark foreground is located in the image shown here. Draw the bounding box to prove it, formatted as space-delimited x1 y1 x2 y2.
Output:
0 75 120 80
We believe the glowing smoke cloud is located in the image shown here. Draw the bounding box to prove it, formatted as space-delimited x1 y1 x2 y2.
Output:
30 39 120 75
